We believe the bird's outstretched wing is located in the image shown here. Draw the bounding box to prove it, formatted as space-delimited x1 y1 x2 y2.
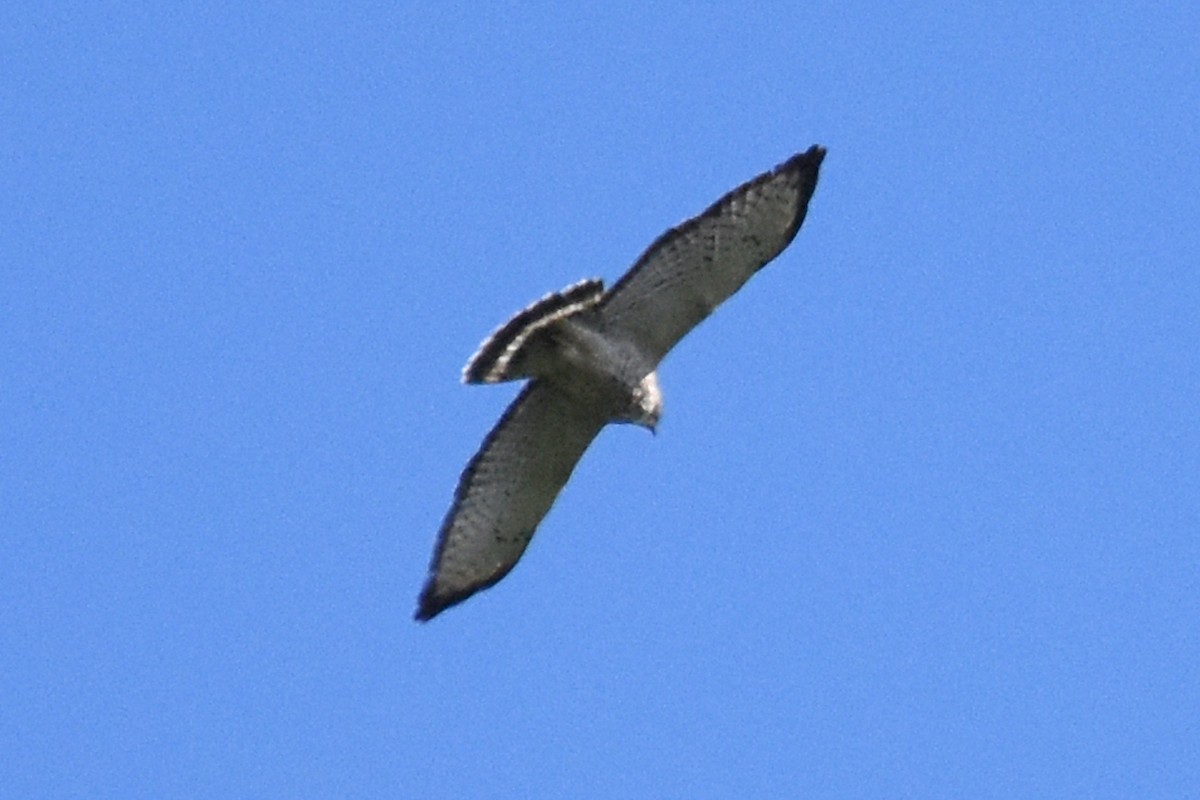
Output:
415 381 606 621
599 146 825 364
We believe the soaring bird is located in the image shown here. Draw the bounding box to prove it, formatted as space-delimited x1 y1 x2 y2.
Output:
416 146 826 621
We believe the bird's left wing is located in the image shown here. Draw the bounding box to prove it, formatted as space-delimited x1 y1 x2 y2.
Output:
599 146 825 365
416 381 606 621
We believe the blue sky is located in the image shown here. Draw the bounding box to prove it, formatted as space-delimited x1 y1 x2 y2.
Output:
4 2 1198 796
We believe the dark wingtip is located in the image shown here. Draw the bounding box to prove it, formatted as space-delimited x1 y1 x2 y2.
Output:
777 145 826 188
798 143 826 164
413 572 498 623
774 144 826 244
412 586 478 623
414 585 445 622
414 550 528 623
783 144 826 185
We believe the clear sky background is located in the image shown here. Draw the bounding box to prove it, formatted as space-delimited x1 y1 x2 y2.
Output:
4 3 1198 797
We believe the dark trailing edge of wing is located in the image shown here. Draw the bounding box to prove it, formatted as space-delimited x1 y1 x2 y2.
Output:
415 383 541 622
415 550 524 621
600 145 825 307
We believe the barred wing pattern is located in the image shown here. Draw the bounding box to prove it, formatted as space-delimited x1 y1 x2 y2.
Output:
416 382 607 621
417 146 825 621
599 146 825 364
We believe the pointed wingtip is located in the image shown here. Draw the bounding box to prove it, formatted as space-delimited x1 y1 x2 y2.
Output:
414 584 444 622
784 144 826 177
413 601 438 623
775 145 826 182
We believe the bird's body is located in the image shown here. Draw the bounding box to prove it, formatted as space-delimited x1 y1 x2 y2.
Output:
538 312 663 428
416 146 826 621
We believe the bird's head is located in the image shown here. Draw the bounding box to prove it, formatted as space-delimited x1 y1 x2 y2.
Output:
629 371 662 435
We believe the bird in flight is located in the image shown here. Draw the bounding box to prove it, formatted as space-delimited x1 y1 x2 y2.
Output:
416 146 826 621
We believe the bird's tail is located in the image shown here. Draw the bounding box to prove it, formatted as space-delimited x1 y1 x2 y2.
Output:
462 279 605 384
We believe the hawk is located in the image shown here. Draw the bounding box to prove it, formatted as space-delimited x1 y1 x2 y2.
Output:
416 146 826 621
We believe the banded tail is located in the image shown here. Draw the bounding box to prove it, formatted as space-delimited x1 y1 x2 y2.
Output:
462 279 605 384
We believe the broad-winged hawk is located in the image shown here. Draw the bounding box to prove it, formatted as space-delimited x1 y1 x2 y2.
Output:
416 146 826 621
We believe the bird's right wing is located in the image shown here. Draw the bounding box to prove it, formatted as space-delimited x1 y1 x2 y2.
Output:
599 146 825 365
416 381 606 621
